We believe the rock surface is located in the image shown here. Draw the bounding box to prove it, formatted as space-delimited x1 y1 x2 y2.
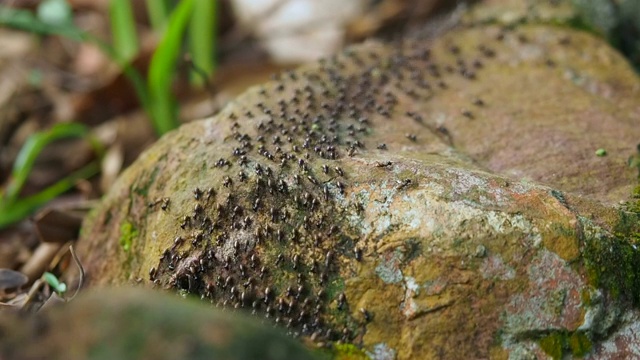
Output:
77 4 640 360
0 288 319 360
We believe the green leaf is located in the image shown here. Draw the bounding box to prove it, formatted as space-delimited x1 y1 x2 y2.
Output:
43 272 67 294
147 0 194 135
188 0 217 86
109 0 140 63
0 123 104 229
0 162 100 229
2 123 99 204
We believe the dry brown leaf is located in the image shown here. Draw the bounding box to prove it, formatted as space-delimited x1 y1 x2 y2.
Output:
34 208 83 244
0 269 28 291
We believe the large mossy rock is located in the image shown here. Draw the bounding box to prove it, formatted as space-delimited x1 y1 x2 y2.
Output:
0 288 318 360
77 6 640 360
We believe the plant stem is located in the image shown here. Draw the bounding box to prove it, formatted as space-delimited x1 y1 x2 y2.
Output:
189 0 216 86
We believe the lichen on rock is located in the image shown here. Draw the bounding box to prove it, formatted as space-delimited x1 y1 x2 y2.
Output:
76 3 640 359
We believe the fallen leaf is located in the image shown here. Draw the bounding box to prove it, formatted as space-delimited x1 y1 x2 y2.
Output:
0 269 28 291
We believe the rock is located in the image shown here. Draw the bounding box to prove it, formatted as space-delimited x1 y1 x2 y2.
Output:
77 3 640 359
230 0 367 64
0 288 319 360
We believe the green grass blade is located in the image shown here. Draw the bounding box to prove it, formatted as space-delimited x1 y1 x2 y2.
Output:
0 161 100 229
147 0 194 135
2 123 104 207
3 123 94 204
188 0 216 86
145 0 170 33
109 0 140 63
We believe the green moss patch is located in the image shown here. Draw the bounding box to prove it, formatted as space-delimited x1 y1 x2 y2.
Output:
539 331 592 359
581 183 640 306
331 343 369 360
583 232 640 304
119 221 138 253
